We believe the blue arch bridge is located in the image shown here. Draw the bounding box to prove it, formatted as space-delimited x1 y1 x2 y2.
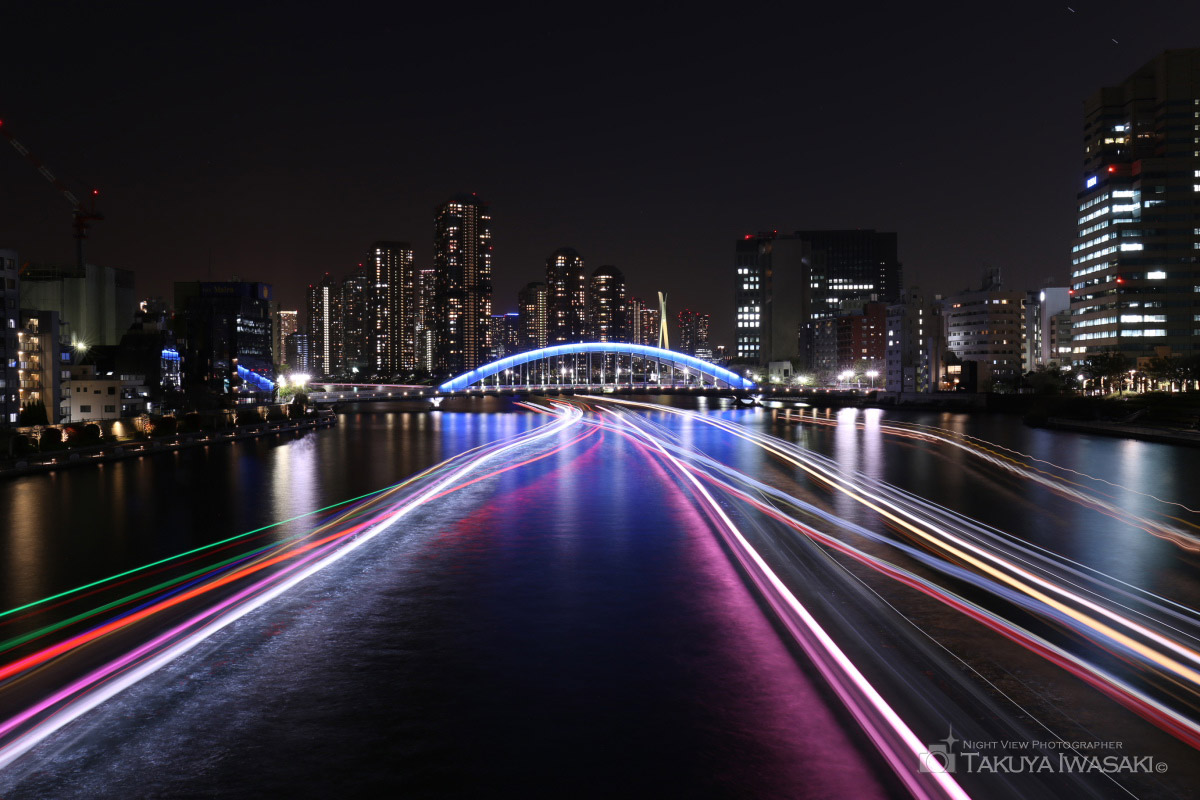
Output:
307 343 778 404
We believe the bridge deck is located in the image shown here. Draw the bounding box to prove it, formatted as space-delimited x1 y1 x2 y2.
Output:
305 384 843 404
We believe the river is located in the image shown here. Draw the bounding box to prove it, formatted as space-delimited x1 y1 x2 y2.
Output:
1 397 1198 799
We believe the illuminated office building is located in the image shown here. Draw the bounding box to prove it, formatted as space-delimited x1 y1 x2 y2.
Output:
1069 49 1200 364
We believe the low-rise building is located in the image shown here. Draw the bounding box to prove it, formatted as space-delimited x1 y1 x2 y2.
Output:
1024 287 1071 370
1047 309 1073 366
65 363 123 421
814 300 888 375
1 249 20 425
942 269 1026 392
885 287 944 394
768 360 794 384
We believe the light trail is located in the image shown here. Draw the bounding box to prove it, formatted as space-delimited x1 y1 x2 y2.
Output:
7 395 1198 797
0 423 566 628
0 413 590 664
531 401 970 800
786 410 1200 539
599 399 1200 674
581 397 1200 752
0 405 587 770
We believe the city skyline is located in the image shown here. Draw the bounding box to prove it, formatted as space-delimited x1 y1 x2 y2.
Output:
5 11 1200 798
4 5 1200 349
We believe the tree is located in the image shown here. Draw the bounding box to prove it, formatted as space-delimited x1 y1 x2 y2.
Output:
1023 365 1072 395
1081 351 1129 394
1171 354 1200 392
1144 355 1189 392
813 367 838 387
18 399 48 426
287 392 310 419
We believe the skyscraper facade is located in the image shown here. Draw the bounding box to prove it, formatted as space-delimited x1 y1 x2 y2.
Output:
285 332 310 374
368 241 416 376
1069 49 1200 364
341 265 371 375
518 281 548 352
628 296 659 347
546 247 587 344
735 230 900 369
676 308 710 356
799 230 902 321
415 266 437 373
307 274 343 377
174 281 274 399
734 232 807 366
588 266 627 342
434 195 493 375
276 309 298 367
489 313 520 359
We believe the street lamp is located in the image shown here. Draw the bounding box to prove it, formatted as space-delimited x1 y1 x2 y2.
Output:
865 369 879 388
838 370 853 387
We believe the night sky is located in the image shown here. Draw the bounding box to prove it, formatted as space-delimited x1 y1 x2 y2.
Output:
3 3 1199 348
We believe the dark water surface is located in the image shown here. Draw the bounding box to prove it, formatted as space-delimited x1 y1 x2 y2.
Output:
2 399 1198 798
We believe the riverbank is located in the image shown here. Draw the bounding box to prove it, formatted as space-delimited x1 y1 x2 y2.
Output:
1039 417 1200 447
0 411 336 478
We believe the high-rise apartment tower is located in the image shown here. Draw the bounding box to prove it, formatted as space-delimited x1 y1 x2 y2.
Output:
546 247 587 344
434 195 493 375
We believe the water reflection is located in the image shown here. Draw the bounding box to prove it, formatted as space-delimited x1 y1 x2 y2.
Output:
3 399 1200 798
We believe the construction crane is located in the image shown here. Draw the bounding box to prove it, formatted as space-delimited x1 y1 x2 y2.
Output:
0 118 103 270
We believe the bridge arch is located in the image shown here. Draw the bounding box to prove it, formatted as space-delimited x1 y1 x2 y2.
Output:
438 343 756 392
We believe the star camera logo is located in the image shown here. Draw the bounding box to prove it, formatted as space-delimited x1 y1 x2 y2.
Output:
919 729 959 773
